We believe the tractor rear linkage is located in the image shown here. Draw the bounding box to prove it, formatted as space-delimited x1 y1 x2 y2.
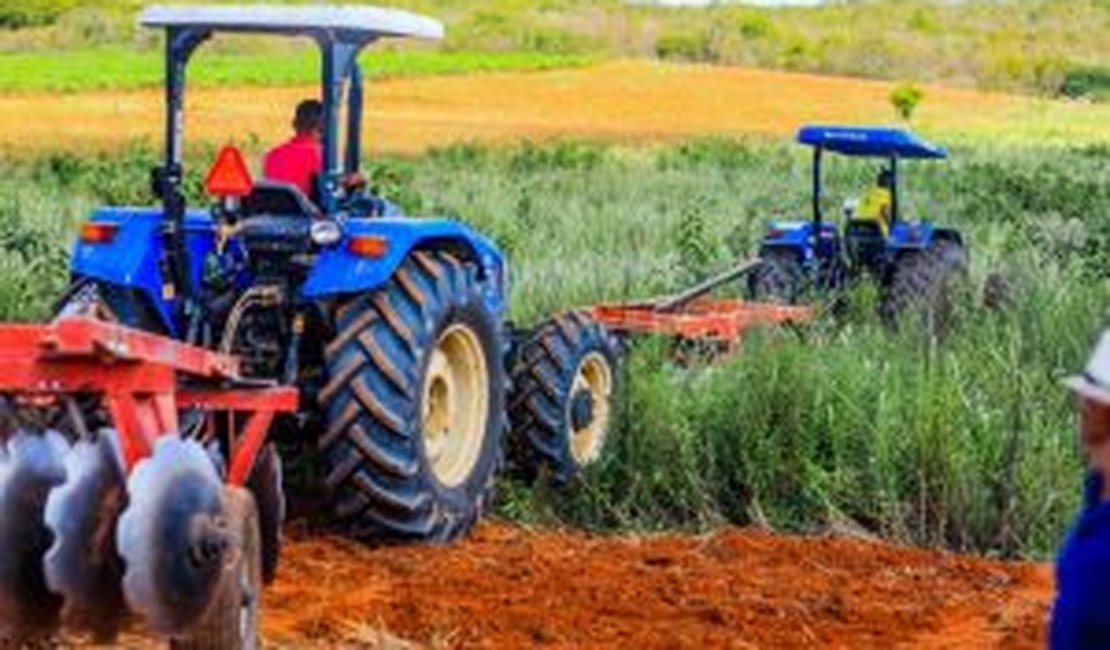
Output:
0 316 297 480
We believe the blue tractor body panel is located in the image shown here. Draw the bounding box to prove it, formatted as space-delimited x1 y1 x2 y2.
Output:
71 207 217 334
760 220 840 262
886 220 936 252
71 208 508 334
302 217 508 315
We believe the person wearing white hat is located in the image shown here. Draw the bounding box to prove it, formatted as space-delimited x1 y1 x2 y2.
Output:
1052 331 1110 649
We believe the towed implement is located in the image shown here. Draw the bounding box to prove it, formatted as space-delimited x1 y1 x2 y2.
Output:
0 317 296 645
0 4 625 647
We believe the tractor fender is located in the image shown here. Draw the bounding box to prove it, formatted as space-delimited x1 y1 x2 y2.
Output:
70 207 216 334
759 220 837 263
931 227 964 247
761 221 813 249
301 218 508 316
887 221 940 253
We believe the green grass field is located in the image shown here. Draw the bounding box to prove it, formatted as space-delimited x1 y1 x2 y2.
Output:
2 138 1105 557
0 47 592 93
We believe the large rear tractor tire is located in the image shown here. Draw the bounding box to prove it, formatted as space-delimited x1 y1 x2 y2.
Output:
749 250 804 304
509 311 620 485
171 487 262 650
881 239 969 335
320 251 505 542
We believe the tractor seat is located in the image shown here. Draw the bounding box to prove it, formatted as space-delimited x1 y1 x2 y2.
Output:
241 181 321 221
236 181 320 258
844 219 887 268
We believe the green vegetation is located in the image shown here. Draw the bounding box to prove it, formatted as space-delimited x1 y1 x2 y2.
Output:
0 48 592 93
1 0 1108 97
0 0 78 28
1061 65 1110 102
0 138 1105 557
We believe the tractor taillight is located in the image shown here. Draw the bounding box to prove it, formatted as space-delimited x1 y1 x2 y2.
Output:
768 228 784 239
347 235 389 259
79 223 119 245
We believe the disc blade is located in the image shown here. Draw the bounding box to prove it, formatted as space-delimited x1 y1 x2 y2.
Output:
0 430 68 640
43 429 128 641
117 436 228 637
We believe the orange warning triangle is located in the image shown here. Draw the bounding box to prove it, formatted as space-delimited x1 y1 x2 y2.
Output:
205 145 254 198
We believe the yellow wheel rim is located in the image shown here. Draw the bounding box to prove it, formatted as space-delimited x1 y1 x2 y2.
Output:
568 352 613 466
421 324 489 488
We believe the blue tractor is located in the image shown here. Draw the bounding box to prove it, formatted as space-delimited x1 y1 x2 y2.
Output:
0 6 619 647
751 125 967 324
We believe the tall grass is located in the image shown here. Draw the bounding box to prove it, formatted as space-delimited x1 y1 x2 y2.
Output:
1 138 1105 557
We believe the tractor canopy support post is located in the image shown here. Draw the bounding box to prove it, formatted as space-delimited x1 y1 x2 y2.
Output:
161 27 210 335
812 146 823 228
318 39 363 215
345 63 364 177
889 155 900 224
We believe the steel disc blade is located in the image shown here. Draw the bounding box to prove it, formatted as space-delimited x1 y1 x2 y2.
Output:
43 429 127 640
117 437 227 637
0 430 68 639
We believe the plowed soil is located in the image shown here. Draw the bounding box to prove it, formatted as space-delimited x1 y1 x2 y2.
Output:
254 522 1051 649
2 60 1106 156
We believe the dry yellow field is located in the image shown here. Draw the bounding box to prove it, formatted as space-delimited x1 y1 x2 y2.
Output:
0 60 1105 156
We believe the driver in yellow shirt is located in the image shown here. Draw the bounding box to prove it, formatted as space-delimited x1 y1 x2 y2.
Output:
856 169 893 235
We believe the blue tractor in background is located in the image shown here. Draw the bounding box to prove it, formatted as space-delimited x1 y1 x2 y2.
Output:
0 6 619 647
751 125 968 325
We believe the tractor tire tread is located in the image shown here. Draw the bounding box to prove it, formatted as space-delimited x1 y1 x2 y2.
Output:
509 310 619 485
320 251 505 542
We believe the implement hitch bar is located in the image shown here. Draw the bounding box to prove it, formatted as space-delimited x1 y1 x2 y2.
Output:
0 317 297 483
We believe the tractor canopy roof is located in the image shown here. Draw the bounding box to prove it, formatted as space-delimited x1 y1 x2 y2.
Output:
796 125 947 160
139 4 444 43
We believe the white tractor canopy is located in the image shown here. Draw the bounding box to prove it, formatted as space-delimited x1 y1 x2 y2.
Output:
139 4 445 42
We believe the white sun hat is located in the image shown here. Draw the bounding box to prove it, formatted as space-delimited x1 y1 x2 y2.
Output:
1066 331 1110 405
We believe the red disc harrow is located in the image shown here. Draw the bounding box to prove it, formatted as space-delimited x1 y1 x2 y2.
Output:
0 316 298 481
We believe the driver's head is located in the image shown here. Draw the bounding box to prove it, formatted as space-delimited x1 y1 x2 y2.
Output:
293 99 324 138
877 168 893 189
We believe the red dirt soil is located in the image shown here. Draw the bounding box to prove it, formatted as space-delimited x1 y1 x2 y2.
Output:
258 522 1052 649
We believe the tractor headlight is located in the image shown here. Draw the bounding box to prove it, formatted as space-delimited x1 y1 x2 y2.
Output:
310 220 342 247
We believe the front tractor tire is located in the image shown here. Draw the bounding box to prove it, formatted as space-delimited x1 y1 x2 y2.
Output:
509 311 620 485
320 251 505 542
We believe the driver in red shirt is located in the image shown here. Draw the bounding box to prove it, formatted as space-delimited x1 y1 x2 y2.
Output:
264 99 367 203
263 99 324 198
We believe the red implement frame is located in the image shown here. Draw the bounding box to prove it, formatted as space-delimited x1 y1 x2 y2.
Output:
588 258 814 354
590 298 813 353
0 317 298 485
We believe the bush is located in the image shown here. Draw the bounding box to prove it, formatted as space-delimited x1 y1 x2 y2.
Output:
0 0 78 28
654 29 715 62
1060 65 1110 102
890 83 925 122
